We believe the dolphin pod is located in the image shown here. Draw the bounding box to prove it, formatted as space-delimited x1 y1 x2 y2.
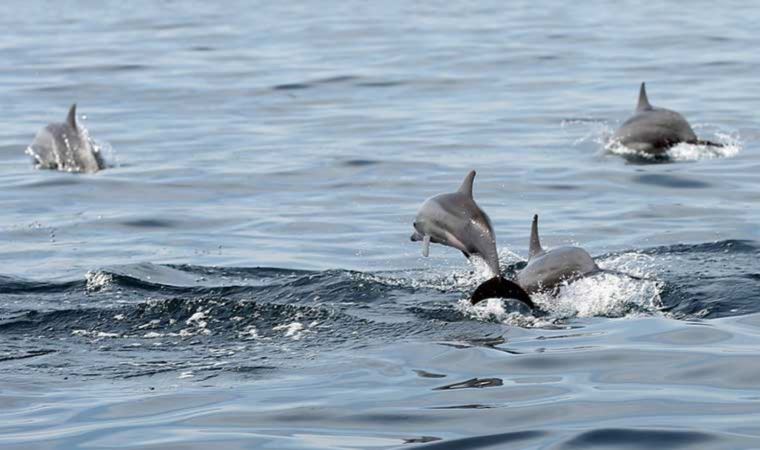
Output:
26 104 105 173
412 172 644 309
611 82 723 155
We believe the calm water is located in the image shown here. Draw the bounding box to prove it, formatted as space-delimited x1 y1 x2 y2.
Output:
3 1 760 448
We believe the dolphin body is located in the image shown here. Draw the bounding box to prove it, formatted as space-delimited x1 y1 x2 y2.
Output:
515 215 599 294
26 104 105 173
411 171 534 308
611 82 722 156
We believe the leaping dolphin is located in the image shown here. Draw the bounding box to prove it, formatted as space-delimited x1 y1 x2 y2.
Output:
411 170 534 308
26 104 105 173
611 82 722 156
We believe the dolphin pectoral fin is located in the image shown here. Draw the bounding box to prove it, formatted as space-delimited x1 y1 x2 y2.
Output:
470 276 534 309
442 230 468 255
422 235 431 257
688 139 725 148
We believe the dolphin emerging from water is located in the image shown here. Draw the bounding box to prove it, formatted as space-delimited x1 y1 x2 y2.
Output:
411 171 534 308
611 82 722 155
26 104 105 173
515 215 599 295
471 215 643 306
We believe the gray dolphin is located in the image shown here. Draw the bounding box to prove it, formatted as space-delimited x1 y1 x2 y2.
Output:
515 214 599 294
411 171 534 308
611 82 722 155
26 104 105 173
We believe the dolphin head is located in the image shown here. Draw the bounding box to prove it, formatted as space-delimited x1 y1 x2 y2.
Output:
410 170 500 277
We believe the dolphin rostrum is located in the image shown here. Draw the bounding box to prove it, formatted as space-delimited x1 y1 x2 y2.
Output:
611 82 722 155
411 170 534 308
26 104 105 173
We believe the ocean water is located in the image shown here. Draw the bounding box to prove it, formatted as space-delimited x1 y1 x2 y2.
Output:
2 1 760 448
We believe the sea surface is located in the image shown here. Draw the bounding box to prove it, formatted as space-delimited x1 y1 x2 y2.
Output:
2 1 760 448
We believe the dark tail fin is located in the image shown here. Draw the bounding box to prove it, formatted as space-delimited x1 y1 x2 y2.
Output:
470 276 534 309
687 139 724 148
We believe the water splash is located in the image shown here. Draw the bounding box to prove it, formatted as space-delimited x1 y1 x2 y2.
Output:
460 251 663 325
605 131 741 163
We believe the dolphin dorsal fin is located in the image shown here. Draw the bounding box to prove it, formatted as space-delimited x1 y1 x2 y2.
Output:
458 170 476 198
66 104 78 129
529 214 543 258
637 82 652 111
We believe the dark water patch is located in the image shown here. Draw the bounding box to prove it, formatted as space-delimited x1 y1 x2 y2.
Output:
428 403 496 409
318 75 361 84
561 428 713 449
119 218 177 228
404 436 442 444
414 431 546 449
355 80 404 88
272 75 361 91
0 349 56 363
272 82 311 91
414 369 447 378
60 64 149 74
643 239 760 255
632 173 711 189
433 377 503 390
620 153 672 165
545 183 580 190
0 276 81 294
341 158 381 167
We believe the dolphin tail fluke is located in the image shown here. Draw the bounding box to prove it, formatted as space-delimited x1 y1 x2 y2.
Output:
470 276 534 309
688 139 725 148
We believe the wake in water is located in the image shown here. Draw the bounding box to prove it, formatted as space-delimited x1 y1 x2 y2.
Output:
457 250 662 326
605 132 740 163
562 118 742 163
1 240 758 381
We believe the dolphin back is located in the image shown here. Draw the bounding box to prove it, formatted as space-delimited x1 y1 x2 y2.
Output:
517 246 598 294
613 83 704 153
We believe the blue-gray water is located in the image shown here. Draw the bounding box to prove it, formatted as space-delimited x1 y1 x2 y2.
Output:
3 1 760 448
